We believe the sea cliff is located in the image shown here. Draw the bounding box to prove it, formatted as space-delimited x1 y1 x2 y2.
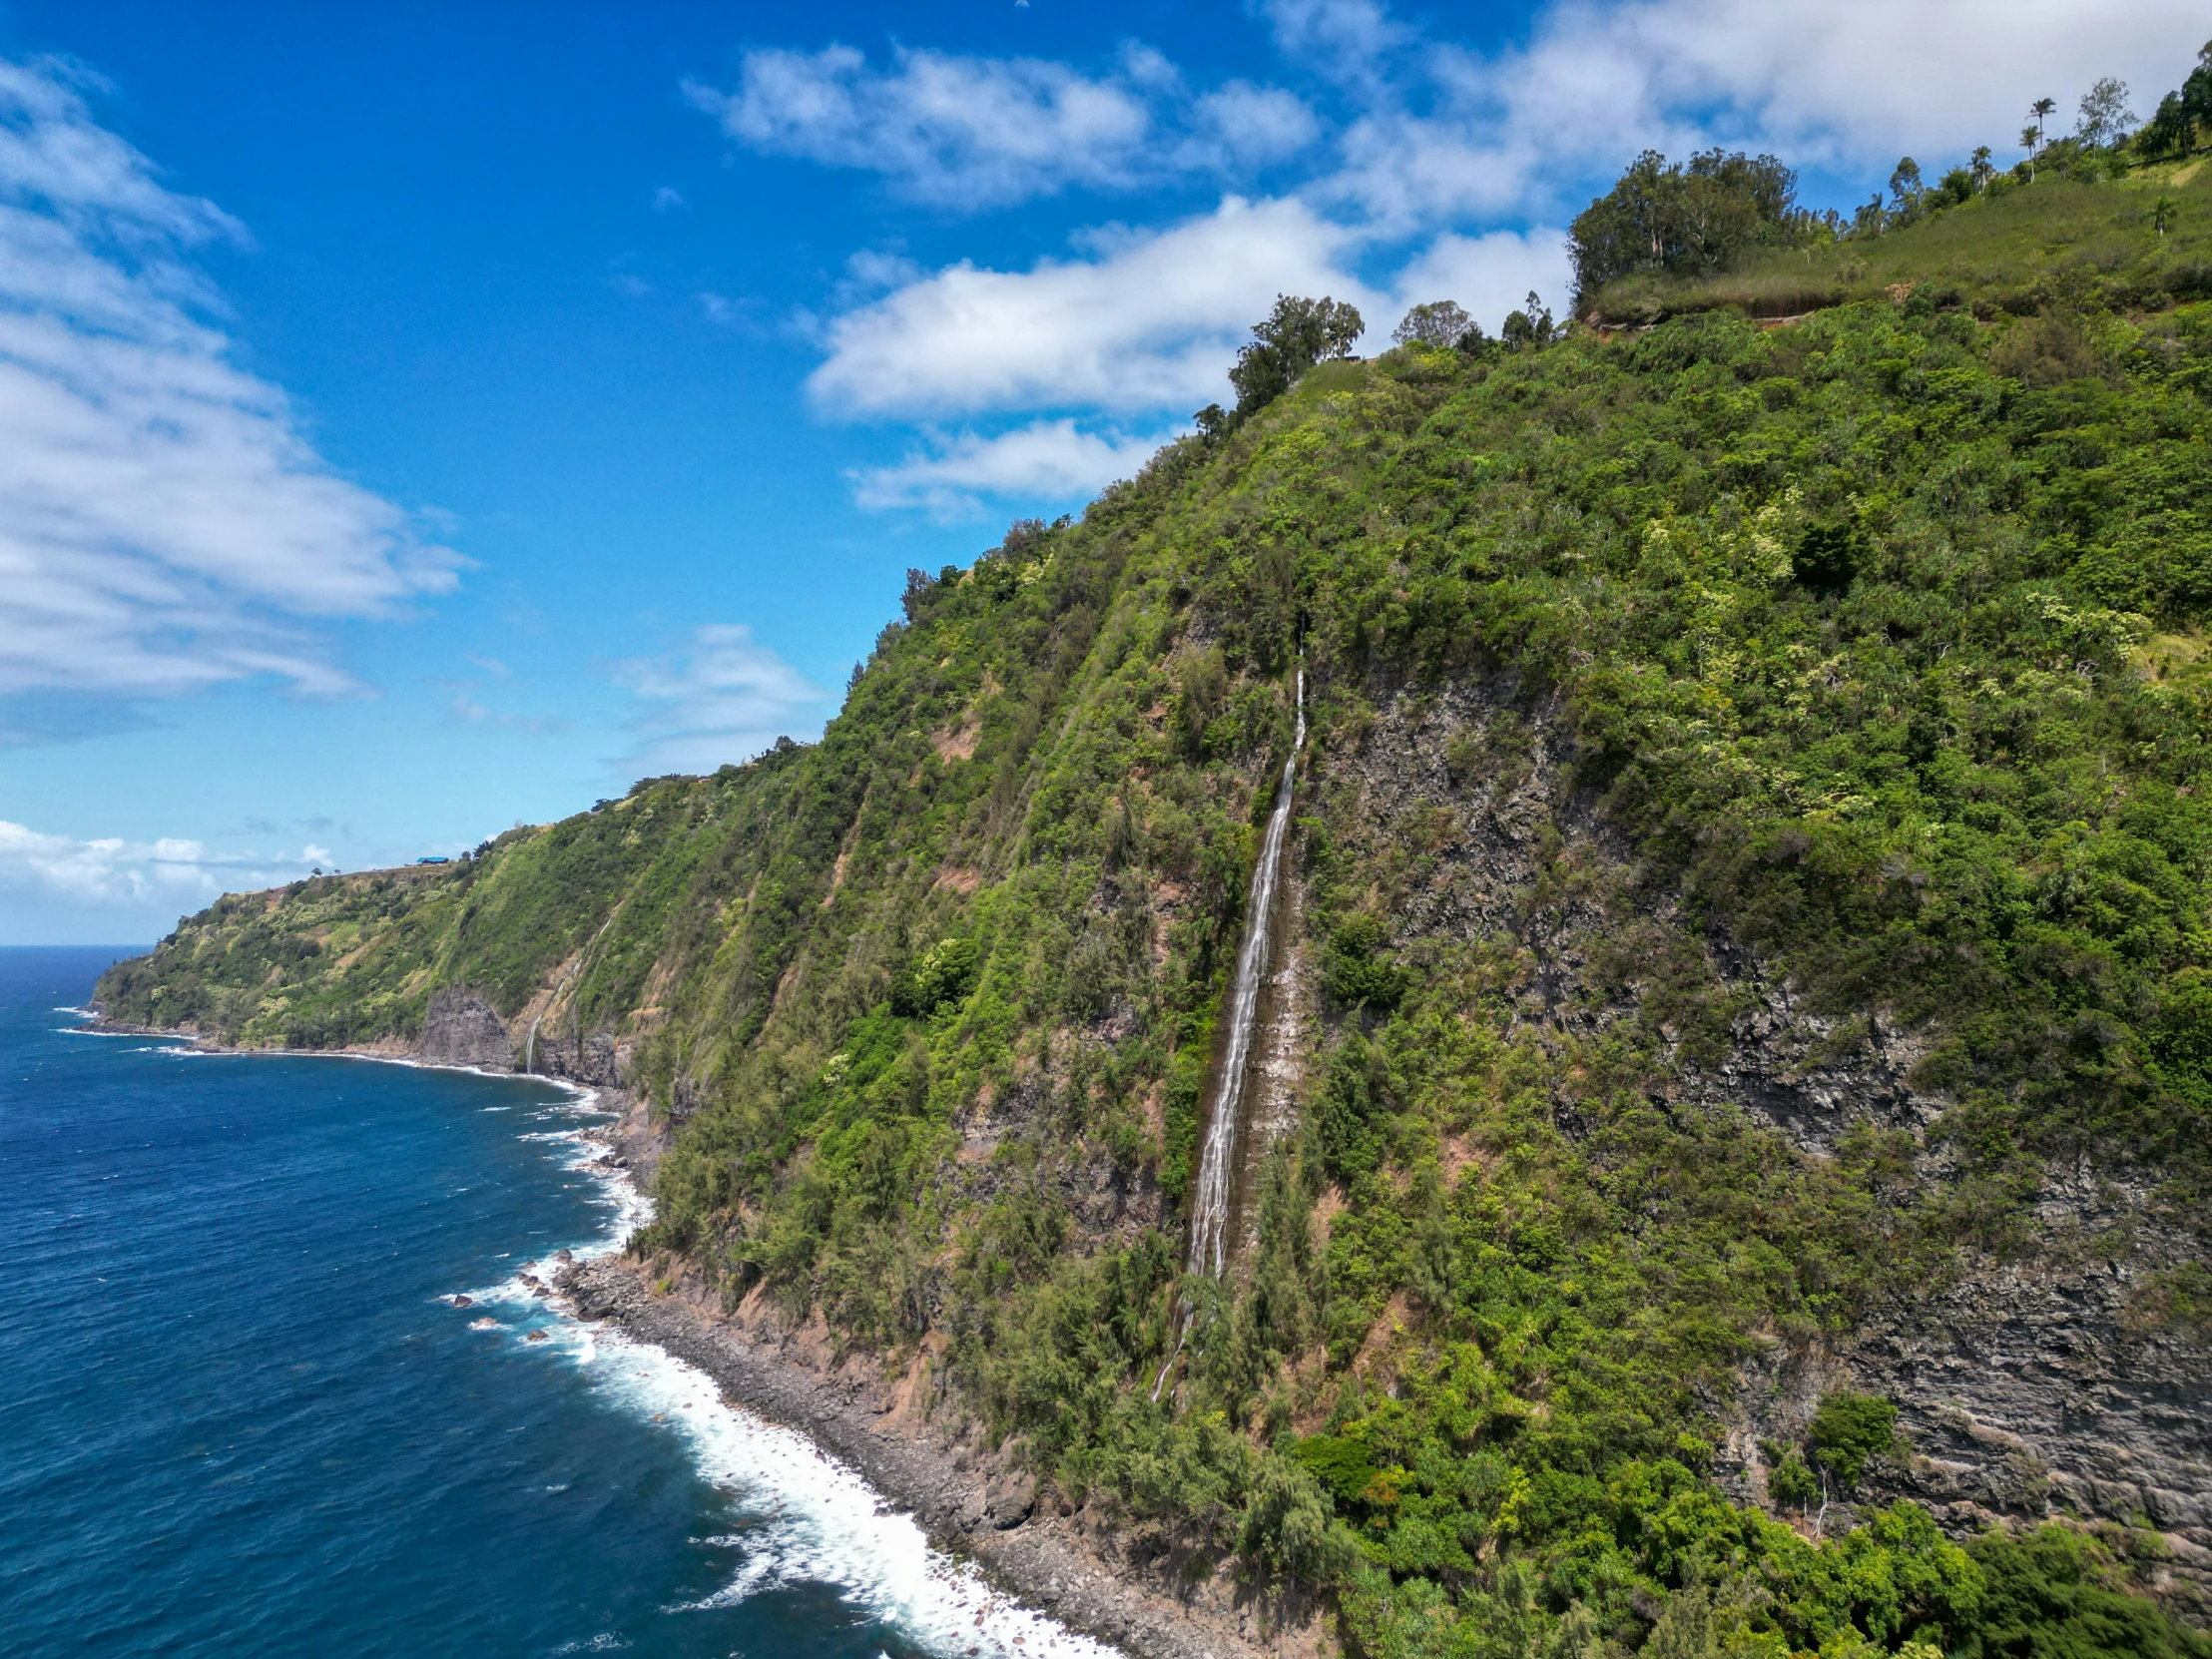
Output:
97 166 2212 1657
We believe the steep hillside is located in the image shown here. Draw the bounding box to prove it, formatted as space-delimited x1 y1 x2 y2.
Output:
1583 151 2212 327
99 261 2212 1655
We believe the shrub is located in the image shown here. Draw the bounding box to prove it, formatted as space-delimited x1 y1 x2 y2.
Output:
888 936 980 1017
1810 1390 1905 1487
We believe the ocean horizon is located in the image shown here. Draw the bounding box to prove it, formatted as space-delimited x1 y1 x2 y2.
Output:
0 946 1105 1659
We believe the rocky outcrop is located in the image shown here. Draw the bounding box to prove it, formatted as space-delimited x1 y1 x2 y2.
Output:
1715 1169 2212 1615
1333 679 2212 1610
414 986 514 1070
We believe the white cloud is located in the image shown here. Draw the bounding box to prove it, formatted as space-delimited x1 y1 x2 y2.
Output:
1389 228 1574 335
1256 0 1410 89
724 0 2208 513
1548 0 2201 167
850 419 1175 518
687 42 1317 210
653 185 685 211
0 818 325 905
1316 0 2210 232
690 45 1153 207
0 57 457 713
809 196 1371 418
607 624 827 776
1178 82 1322 172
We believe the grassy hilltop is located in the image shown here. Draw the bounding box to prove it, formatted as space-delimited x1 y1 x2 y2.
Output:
99 93 2212 1659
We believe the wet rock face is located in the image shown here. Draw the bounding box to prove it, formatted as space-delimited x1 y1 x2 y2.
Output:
526 1027 625 1088
416 987 513 1071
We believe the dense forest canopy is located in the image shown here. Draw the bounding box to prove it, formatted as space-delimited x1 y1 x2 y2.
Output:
1569 149 1810 304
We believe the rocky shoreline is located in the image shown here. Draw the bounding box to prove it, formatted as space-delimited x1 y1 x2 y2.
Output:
556 1252 1325 1659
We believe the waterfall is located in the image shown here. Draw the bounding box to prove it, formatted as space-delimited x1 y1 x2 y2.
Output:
1186 667 1306 1277
524 914 615 1074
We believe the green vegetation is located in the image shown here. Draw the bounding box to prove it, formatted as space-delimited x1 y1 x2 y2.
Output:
98 90 2212 1659
1579 46 2212 327
1809 1393 1906 1490
1570 148 1815 304
1199 292 1368 435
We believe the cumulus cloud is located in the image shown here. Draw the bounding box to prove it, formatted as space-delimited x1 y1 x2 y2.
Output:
724 0 2201 514
1175 82 1321 173
0 57 457 717
1388 228 1574 335
0 819 326 905
1318 0 2210 231
607 624 827 776
686 42 1317 209
809 196 1370 418
850 419 1175 518
1255 0 1410 90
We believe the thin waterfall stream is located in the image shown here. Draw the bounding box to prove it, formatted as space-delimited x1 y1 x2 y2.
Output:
525 914 615 1074
1153 667 1307 1402
1186 665 1306 1277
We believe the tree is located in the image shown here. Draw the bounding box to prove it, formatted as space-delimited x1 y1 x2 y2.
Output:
2076 77 2135 148
1889 157 1925 218
1809 1390 1903 1488
2027 97 2057 179
2153 197 2180 238
1225 294 1365 421
1500 290 1556 349
1567 147 1807 306
1970 144 1996 188
1392 299 1473 348
2139 41 2212 159
1769 1448 1819 1510
1236 1457 1358 1585
2142 90 2195 159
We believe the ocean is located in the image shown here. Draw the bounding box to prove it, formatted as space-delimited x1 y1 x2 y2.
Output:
0 946 1109 1659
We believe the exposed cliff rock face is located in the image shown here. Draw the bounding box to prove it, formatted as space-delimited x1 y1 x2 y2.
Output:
519 1025 627 1090
1848 1238 2208 1611
1735 1166 2212 1617
1332 678 2212 1609
411 987 513 1071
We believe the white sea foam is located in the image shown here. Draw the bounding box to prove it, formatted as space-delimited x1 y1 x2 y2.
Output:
57 1023 194 1041
559 1320 1114 1658
454 1099 1122 1659
75 1022 1117 1654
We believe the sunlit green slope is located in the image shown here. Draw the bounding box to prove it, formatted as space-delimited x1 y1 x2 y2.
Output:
100 241 2212 1658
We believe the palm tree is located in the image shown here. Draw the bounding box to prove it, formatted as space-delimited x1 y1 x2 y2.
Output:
2153 197 2180 237
2028 97 2057 180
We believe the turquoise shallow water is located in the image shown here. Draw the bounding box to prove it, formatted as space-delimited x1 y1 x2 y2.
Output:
0 947 1103 1659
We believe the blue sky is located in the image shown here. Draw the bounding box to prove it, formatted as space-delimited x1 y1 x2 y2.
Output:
0 0 2200 944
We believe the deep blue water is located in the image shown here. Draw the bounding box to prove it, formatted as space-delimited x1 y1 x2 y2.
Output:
0 947 1098 1659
